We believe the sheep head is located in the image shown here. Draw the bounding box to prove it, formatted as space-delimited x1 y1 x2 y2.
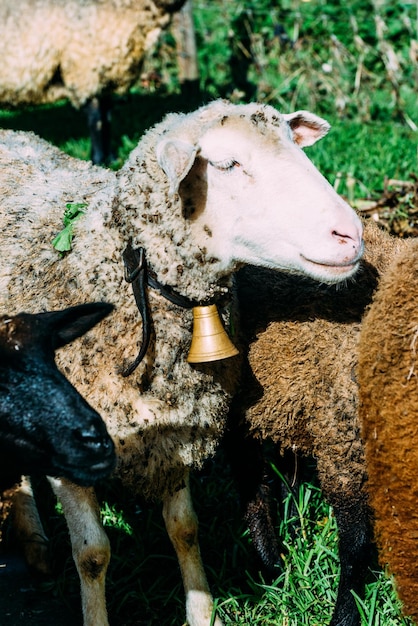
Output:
0 303 116 487
117 101 364 304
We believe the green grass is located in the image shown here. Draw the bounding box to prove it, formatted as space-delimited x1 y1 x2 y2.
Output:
1 0 417 624
33 455 411 625
0 1 415 198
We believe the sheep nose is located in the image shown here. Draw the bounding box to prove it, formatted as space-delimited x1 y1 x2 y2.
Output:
75 423 113 454
331 228 363 255
332 229 356 244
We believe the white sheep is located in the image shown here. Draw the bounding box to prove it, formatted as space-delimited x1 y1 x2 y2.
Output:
229 218 408 626
0 0 187 164
0 99 363 626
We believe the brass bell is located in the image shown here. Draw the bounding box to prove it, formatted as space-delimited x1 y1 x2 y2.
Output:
187 304 239 363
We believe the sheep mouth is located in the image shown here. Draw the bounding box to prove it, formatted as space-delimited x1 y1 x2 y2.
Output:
301 257 360 276
50 455 116 486
301 240 364 275
0 437 115 486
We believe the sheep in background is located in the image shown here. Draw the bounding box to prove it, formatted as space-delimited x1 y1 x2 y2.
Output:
0 99 363 625
0 302 115 490
358 238 418 623
0 0 188 164
171 0 200 98
228 219 407 626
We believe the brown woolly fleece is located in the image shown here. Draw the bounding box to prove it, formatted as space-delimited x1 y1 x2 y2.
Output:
237 219 406 513
0 0 184 108
359 238 418 622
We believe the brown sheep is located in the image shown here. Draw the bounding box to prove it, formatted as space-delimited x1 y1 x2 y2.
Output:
358 237 418 623
227 219 408 626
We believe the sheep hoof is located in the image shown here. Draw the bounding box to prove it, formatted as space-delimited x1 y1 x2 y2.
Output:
186 590 223 626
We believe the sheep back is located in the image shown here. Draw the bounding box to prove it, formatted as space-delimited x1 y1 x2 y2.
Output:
237 220 404 504
0 0 181 107
358 237 418 621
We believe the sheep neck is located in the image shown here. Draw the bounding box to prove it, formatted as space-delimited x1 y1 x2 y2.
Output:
122 242 232 376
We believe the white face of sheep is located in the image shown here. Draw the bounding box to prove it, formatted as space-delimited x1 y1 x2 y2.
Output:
156 107 364 284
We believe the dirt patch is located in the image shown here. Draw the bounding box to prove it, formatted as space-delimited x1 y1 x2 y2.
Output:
354 176 418 236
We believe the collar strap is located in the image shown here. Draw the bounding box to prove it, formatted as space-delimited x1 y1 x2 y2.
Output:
147 270 199 309
122 243 229 376
122 244 151 377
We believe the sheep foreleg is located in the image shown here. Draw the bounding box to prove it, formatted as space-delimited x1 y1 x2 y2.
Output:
84 95 113 166
48 477 110 626
162 473 223 626
10 476 50 574
328 497 373 626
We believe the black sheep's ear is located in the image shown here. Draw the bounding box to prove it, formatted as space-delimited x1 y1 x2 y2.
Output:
41 302 115 349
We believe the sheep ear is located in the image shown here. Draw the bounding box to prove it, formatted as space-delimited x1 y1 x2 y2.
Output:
283 111 330 147
40 302 114 349
156 138 197 195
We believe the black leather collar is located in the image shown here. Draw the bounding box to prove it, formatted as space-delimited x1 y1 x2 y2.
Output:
122 242 230 376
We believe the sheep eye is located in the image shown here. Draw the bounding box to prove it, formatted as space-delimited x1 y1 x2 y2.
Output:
209 159 240 172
